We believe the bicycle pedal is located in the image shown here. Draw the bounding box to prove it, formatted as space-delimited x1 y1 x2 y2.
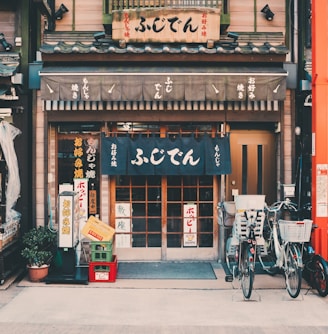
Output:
225 274 233 282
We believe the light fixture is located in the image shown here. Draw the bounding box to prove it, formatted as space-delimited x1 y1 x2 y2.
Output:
261 4 274 21
227 32 239 43
0 33 12 52
55 4 69 20
295 126 301 136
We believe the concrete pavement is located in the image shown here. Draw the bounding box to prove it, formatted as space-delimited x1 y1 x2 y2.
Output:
0 264 328 333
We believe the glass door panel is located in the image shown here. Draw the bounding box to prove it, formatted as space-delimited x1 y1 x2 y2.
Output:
167 175 214 249
115 175 162 248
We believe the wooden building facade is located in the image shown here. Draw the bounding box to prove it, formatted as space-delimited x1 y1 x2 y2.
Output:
32 0 295 261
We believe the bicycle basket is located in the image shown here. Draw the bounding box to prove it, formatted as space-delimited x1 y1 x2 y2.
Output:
278 219 313 242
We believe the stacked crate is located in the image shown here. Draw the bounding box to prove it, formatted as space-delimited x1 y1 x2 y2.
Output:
88 240 117 282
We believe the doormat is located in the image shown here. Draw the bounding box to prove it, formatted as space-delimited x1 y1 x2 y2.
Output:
117 262 217 280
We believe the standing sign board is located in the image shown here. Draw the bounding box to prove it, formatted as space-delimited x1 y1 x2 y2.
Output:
58 191 79 248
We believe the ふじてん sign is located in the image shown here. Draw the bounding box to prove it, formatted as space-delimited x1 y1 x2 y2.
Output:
101 133 231 176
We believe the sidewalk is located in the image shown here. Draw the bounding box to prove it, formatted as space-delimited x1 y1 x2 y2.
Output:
15 261 287 290
0 265 328 334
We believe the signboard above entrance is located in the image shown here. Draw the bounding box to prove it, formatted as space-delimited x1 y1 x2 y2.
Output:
112 8 221 43
101 133 231 175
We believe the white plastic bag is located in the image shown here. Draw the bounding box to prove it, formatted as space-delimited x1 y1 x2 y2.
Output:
0 121 21 222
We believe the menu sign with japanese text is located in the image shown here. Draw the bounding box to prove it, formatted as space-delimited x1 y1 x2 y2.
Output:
112 8 221 43
115 203 132 248
183 204 197 247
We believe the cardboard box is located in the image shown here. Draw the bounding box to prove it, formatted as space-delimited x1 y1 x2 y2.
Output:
81 216 115 242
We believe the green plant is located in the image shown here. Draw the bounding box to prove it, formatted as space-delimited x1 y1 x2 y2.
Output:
21 226 57 267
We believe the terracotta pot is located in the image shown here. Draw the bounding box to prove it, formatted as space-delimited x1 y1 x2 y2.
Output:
27 265 49 282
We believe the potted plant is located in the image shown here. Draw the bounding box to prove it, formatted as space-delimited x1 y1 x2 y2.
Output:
21 226 57 282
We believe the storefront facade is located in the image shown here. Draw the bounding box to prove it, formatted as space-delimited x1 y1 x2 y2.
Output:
33 0 294 261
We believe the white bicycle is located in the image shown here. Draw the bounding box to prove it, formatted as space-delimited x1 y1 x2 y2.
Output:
259 199 312 298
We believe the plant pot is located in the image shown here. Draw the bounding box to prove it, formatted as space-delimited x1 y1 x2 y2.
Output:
27 265 49 282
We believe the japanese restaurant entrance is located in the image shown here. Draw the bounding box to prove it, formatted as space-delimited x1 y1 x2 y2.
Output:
107 125 227 261
55 124 225 261
113 174 219 261
54 122 280 261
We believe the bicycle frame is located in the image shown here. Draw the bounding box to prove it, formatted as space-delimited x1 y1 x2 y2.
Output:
271 217 303 269
261 200 304 298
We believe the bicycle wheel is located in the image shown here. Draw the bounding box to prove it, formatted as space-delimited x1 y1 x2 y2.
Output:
240 244 254 299
311 255 328 297
285 243 302 298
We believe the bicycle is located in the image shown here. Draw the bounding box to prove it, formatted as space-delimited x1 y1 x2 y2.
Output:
290 203 328 297
302 229 328 297
259 199 312 298
225 207 265 299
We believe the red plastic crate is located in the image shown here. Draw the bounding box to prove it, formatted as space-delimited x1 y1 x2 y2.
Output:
88 255 117 282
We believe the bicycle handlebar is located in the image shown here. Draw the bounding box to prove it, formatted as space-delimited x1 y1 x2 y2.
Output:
265 199 298 213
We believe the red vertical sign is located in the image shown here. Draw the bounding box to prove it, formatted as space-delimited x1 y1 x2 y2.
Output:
312 0 328 258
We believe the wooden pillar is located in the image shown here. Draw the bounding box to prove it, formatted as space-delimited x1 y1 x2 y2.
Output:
311 0 328 258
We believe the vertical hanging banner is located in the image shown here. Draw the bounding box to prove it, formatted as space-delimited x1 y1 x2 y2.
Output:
205 133 232 175
72 135 98 184
101 133 231 175
89 188 97 215
85 137 98 181
74 178 89 235
101 134 128 175
183 204 197 247
74 179 88 262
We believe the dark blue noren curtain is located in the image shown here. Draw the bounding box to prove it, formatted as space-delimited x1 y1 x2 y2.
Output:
101 133 231 175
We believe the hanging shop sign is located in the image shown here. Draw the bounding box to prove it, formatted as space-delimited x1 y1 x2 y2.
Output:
72 136 99 180
112 8 221 43
40 67 287 102
101 133 231 175
89 188 97 215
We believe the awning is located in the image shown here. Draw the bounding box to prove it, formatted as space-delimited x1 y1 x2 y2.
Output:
40 66 288 102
